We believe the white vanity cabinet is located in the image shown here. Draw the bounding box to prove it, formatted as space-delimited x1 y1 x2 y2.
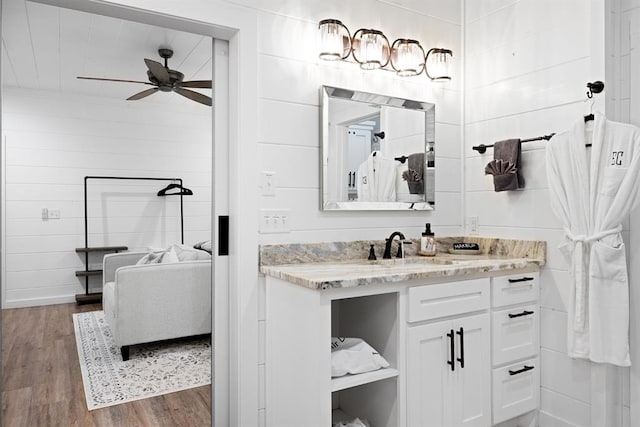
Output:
490 272 540 425
406 278 492 427
265 269 541 427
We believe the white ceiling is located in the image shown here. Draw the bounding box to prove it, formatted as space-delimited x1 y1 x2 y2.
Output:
1 0 212 105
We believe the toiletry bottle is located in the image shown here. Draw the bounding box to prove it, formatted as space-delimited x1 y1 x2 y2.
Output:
420 223 436 256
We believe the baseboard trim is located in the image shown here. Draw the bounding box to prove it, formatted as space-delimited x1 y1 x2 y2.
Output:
3 295 77 309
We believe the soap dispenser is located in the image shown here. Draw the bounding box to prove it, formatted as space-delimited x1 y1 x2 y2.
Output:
420 223 436 256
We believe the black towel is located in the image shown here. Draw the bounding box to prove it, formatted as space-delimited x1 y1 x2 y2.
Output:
489 139 524 192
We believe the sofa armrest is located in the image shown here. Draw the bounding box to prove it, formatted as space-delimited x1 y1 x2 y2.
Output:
110 260 212 346
103 252 148 286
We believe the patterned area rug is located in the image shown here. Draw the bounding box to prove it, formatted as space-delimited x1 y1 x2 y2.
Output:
72 310 211 410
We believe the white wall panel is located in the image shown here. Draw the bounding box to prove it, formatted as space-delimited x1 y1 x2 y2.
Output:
257 99 319 147
540 388 592 427
540 268 571 313
257 143 318 189
541 348 592 404
466 58 591 124
2 87 211 307
541 308 568 353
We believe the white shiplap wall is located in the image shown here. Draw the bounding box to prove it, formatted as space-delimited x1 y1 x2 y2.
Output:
1 86 212 308
465 1 629 426
239 0 463 424
252 0 463 244
622 1 640 426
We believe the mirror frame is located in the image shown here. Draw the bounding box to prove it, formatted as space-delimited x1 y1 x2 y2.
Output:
320 85 436 211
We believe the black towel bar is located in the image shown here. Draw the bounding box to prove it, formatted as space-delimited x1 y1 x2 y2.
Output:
472 134 556 154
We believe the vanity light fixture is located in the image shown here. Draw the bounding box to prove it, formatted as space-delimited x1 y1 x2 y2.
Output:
318 19 351 60
425 48 453 81
318 19 452 81
352 28 390 70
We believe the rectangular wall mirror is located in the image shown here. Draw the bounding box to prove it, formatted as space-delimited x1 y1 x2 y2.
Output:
321 86 435 211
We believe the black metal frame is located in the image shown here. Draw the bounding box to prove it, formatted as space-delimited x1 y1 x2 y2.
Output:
79 176 188 297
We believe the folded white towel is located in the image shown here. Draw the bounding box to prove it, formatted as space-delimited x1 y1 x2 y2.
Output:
331 337 389 377
333 417 370 427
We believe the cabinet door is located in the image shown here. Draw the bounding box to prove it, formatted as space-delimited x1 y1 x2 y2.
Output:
407 320 455 427
452 313 491 427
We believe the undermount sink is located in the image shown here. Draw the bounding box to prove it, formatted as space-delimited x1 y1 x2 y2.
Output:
371 256 478 266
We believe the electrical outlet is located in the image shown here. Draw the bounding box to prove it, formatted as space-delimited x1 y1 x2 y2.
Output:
42 208 49 220
468 216 479 234
261 171 276 196
48 209 61 219
260 209 290 233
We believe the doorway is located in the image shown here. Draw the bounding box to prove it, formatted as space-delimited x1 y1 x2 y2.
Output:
1 1 232 425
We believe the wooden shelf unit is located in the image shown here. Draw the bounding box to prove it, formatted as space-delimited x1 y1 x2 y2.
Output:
75 246 127 304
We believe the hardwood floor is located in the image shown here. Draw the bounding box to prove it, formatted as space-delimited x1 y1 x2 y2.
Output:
2 303 211 426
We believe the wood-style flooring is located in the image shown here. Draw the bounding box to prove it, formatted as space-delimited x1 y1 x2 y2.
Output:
2 303 211 426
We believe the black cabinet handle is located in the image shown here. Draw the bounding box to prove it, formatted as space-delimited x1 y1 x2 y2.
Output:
456 327 465 368
508 310 535 319
446 329 455 371
508 276 534 283
509 365 535 376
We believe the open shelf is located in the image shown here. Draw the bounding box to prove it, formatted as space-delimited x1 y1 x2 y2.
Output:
331 367 399 392
75 269 103 277
75 246 128 253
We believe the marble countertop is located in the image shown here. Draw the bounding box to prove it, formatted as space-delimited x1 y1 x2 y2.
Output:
260 253 544 290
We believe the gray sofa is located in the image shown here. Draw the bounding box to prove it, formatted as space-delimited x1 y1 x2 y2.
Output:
102 250 212 361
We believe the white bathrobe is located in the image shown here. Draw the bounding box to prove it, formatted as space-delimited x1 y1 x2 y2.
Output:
356 152 397 202
546 112 640 366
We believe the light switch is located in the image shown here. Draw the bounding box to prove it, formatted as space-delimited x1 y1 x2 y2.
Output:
261 171 276 196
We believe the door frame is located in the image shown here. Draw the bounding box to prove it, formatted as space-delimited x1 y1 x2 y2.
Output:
1 1 259 426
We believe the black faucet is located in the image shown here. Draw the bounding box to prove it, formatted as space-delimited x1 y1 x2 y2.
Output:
383 231 406 259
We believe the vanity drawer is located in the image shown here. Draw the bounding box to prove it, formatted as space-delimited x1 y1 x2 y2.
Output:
491 303 539 366
491 272 539 308
492 357 540 425
408 278 490 323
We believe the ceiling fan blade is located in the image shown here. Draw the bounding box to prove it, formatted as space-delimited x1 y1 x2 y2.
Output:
174 87 212 106
127 87 159 101
77 76 154 85
179 80 212 89
144 58 170 83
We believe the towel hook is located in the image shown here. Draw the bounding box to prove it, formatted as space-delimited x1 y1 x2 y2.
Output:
586 81 604 99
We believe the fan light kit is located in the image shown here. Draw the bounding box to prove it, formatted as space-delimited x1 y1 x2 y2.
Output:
317 19 453 81
77 48 212 106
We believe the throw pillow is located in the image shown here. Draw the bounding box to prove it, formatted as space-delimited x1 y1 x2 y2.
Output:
172 244 211 261
136 251 165 265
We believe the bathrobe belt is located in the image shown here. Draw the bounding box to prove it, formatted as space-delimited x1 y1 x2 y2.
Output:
564 225 623 332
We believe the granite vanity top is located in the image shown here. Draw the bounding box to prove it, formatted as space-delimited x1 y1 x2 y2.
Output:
259 237 546 290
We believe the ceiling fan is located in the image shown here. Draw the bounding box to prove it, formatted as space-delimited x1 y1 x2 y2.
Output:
77 48 212 106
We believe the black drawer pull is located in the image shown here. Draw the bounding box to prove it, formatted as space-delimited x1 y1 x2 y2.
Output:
508 310 534 318
446 329 455 372
508 276 534 283
509 365 535 376
456 327 465 368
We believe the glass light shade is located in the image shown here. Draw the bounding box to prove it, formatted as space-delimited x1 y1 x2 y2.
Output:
352 29 390 70
318 19 351 60
390 39 425 77
425 48 453 81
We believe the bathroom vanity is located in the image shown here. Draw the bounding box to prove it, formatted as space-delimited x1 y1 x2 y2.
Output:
260 238 545 427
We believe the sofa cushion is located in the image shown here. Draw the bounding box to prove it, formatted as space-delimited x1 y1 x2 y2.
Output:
135 244 211 265
172 244 211 261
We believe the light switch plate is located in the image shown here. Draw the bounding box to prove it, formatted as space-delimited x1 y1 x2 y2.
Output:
261 171 276 196
259 209 290 233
